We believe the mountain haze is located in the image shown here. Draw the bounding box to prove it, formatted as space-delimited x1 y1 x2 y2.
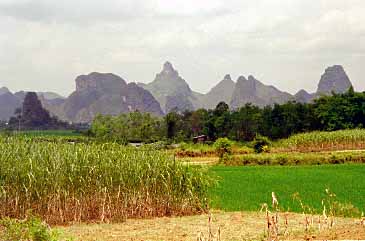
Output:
294 89 314 103
316 65 353 96
57 72 163 123
294 65 353 103
199 74 236 109
138 62 201 113
0 63 357 122
0 89 22 121
230 75 293 108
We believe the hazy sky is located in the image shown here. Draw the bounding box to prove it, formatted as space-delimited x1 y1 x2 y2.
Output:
0 0 364 97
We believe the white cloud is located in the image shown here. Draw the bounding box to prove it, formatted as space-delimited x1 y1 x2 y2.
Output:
0 0 364 95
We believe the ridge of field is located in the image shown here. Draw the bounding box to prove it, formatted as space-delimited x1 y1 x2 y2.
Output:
209 165 365 216
174 142 253 158
222 150 365 166
17 130 82 137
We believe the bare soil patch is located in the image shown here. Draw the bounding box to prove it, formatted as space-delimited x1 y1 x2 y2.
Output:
58 211 365 240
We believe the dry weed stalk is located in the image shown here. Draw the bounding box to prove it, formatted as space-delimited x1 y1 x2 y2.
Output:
272 192 279 208
322 202 328 229
196 213 221 241
361 212 365 226
283 212 289 236
292 192 316 232
272 192 280 237
261 192 281 240
304 215 310 232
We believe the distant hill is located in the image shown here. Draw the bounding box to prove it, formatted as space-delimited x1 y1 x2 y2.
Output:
0 88 66 121
56 72 163 123
294 89 314 103
316 65 353 96
37 92 65 100
0 88 22 121
294 65 353 103
199 74 236 109
138 63 354 111
0 87 10 96
138 62 201 113
230 75 293 108
0 64 356 122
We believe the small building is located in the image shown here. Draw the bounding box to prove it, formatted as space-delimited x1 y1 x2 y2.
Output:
193 135 208 144
129 142 143 148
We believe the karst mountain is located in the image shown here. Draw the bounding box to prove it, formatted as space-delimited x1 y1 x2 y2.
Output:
0 63 355 122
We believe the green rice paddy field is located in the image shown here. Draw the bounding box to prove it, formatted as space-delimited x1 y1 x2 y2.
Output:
209 164 365 216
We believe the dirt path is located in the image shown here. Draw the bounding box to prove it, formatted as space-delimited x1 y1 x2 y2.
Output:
58 211 365 240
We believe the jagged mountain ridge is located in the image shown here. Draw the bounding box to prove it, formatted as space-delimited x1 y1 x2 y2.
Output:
0 73 164 122
0 64 355 122
138 63 354 111
199 74 236 109
0 88 65 121
0 91 22 121
138 62 201 113
230 75 294 108
0 87 11 96
316 65 353 96
294 65 353 103
55 72 164 123
294 89 314 103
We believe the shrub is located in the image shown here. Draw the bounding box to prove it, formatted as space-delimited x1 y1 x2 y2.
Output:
253 135 271 153
213 138 233 158
0 215 59 241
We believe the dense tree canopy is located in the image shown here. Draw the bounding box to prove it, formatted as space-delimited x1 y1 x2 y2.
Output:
89 89 365 142
91 112 165 143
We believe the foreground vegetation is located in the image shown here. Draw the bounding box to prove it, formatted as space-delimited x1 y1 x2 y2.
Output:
1 127 365 240
0 137 212 224
0 215 60 241
210 165 365 217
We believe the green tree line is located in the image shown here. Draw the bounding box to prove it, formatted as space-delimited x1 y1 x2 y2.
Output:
90 87 365 142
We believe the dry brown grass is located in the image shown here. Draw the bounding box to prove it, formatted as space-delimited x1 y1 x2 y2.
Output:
57 211 365 241
178 157 219 166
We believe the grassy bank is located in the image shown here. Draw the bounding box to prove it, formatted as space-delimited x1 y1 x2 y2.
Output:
174 142 253 158
276 129 365 152
224 151 365 166
0 137 212 224
210 164 365 217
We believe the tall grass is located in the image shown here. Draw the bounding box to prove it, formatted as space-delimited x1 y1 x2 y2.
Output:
0 137 212 224
276 129 365 152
